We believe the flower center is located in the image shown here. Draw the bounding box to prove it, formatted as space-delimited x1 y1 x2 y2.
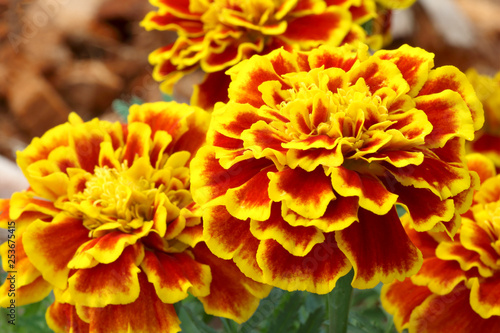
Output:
85 166 155 218
69 164 160 234
282 78 391 142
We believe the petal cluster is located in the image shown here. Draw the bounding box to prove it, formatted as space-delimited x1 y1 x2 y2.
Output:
141 0 416 110
0 102 271 332
381 154 500 333
190 43 483 293
466 69 500 171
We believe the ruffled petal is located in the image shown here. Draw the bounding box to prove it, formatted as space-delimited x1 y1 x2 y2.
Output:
329 166 398 215
23 214 90 289
473 174 500 205
282 194 359 232
435 240 493 278
459 218 499 270
191 71 231 110
391 181 455 232
68 224 151 268
202 205 264 282
142 11 203 34
268 167 335 219
0 275 52 307
227 50 294 108
336 207 422 288
140 249 211 304
65 243 144 307
191 147 273 205
152 0 200 20
76 272 181 333
225 165 276 221
403 219 441 259
466 153 497 185
280 7 351 48
193 243 271 323
414 90 475 148
385 154 471 200
410 257 469 295
1 233 40 286
250 203 325 256
348 56 410 96
256 234 351 294
46 301 90 333
374 41 433 97
7 192 59 226
417 66 484 132
68 118 109 174
470 274 500 318
381 279 432 332
307 42 367 72
409 284 500 333
122 122 152 165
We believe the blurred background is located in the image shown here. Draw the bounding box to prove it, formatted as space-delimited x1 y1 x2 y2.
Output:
0 0 499 195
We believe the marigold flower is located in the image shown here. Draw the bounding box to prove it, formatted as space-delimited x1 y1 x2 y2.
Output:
381 154 500 333
466 69 500 170
0 102 271 332
190 43 484 293
141 0 416 110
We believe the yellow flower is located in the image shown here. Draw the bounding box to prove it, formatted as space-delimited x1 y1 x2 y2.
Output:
190 42 483 293
382 154 500 333
0 102 271 333
141 0 416 110
466 68 500 170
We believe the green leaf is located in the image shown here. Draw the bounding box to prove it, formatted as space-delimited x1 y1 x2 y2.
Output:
396 205 407 217
303 291 324 313
297 306 326 333
361 19 374 35
221 317 239 333
266 291 304 333
349 312 385 333
177 304 218 333
162 93 174 102
111 99 131 120
111 96 145 120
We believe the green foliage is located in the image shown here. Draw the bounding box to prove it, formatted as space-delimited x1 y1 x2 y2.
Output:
266 291 304 333
112 93 174 121
297 307 326 333
396 204 407 217
176 295 218 333
162 93 174 102
111 96 144 120
361 20 374 36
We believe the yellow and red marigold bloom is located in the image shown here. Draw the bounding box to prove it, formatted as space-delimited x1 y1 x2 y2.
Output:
190 42 484 293
0 102 271 333
141 0 416 110
381 154 500 333
466 69 500 171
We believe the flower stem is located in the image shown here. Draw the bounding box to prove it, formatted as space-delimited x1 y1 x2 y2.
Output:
328 269 354 333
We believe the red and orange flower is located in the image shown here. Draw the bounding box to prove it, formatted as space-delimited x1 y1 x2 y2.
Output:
190 42 484 294
466 69 500 171
382 154 500 332
141 0 417 110
0 102 271 332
